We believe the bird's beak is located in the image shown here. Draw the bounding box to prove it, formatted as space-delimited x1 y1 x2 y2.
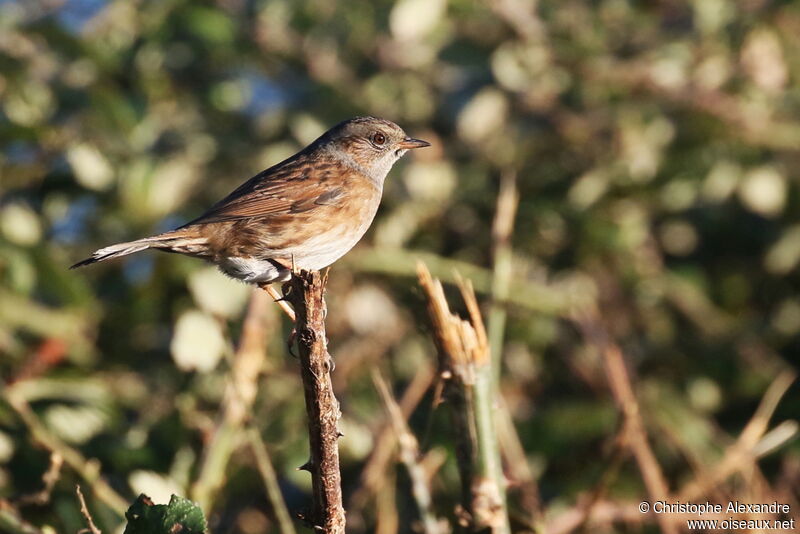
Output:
398 137 431 150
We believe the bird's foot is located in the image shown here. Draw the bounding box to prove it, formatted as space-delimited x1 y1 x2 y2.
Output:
259 283 296 322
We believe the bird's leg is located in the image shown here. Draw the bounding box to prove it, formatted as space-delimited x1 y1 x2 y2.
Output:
281 281 293 300
279 281 298 357
260 282 298 356
259 283 296 322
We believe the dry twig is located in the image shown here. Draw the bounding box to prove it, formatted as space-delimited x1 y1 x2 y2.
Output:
17 452 63 506
350 362 435 512
372 369 448 534
192 289 274 509
3 390 128 516
574 311 678 534
247 427 298 534
678 370 796 501
76 485 102 534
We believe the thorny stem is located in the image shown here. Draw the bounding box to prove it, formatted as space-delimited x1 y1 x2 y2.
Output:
286 270 345 534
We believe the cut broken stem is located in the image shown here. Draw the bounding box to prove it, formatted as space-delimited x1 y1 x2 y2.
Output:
417 262 510 534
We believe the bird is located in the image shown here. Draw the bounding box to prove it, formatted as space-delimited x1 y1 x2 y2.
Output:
71 117 430 290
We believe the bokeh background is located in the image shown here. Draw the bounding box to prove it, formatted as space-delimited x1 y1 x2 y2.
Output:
1 0 799 532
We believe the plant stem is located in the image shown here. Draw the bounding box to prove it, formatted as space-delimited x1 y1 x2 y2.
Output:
574 311 677 534
372 370 447 534
247 427 297 534
417 263 510 534
286 270 345 534
343 248 586 316
3 388 128 517
0 509 44 534
192 289 273 510
488 171 519 388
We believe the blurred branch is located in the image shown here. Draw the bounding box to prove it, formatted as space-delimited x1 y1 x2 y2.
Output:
0 289 94 353
286 270 345 534
496 400 541 524
588 61 800 151
3 387 128 517
678 370 796 501
16 452 62 507
375 469 398 534
0 506 44 534
488 171 519 387
10 339 68 385
573 311 677 534
372 370 449 534
76 485 102 534
345 248 590 316
350 362 436 512
192 289 273 509
246 427 297 534
544 427 629 534
417 263 510 534
662 274 735 338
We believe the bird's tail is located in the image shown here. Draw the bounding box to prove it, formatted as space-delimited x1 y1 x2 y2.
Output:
70 228 207 269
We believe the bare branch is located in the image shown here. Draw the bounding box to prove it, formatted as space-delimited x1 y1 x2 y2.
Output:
372 369 449 534
247 427 297 534
192 289 274 509
286 270 345 534
75 485 102 534
574 311 678 534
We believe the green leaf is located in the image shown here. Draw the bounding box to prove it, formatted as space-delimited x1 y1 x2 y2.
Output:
124 494 207 534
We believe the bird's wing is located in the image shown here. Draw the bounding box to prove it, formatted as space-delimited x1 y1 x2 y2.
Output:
183 156 349 225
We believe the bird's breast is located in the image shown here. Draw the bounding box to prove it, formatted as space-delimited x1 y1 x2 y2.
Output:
287 180 382 270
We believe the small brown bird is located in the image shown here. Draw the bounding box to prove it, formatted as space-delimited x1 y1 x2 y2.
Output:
72 117 430 285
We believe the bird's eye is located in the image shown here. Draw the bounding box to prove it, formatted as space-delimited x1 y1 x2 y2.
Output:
372 132 386 146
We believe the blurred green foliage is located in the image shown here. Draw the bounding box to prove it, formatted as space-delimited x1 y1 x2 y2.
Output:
1 0 799 532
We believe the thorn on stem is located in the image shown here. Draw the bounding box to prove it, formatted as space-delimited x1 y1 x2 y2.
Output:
297 459 313 472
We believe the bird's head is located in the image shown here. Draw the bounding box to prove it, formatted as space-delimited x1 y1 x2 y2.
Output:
320 117 430 184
